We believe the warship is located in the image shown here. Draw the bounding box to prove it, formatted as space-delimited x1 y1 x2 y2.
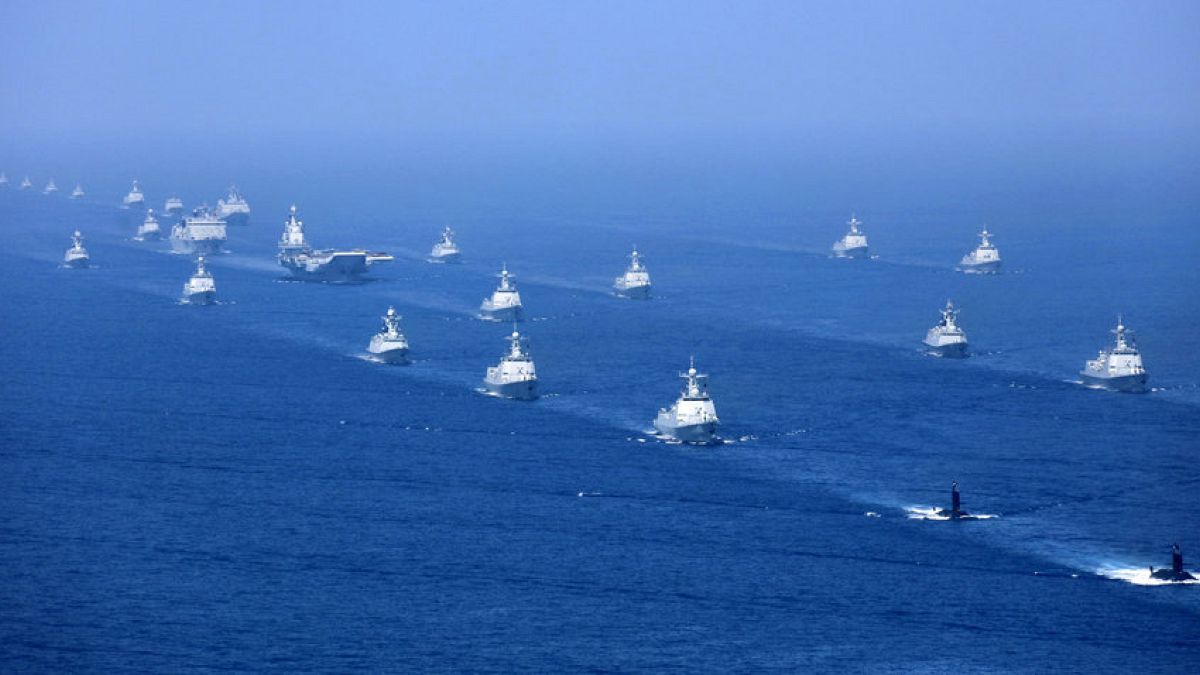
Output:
479 264 524 321
19 176 32 190
170 206 228 255
214 185 251 226
923 300 969 358
181 255 217 305
654 357 720 444
367 306 410 364
483 330 538 400
163 195 184 216
831 215 869 258
70 184 84 199
429 226 461 263
135 209 163 241
613 246 652 298
1150 544 1197 582
0 172 8 187
122 180 146 209
1080 316 1148 392
958 227 1002 274
277 205 392 281
43 179 58 195
63 230 90 268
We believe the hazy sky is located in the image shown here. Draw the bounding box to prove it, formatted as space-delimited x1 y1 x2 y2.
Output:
1 0 1197 147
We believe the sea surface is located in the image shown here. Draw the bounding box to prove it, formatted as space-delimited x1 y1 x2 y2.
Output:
1 167 1198 672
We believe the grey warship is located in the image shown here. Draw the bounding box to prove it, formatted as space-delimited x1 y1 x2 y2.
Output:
1081 316 1148 393
277 205 392 282
654 358 720 444
483 330 538 400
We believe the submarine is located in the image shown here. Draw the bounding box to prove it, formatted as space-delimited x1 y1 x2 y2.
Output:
932 481 980 521
1149 544 1196 582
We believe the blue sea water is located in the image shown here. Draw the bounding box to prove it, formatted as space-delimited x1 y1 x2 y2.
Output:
1 163 1198 672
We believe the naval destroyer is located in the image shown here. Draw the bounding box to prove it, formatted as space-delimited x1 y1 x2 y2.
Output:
613 246 652 298
182 255 217 305
654 358 720 444
367 306 410 364
214 185 251 226
429 227 461 263
63 230 90 269
958 227 1001 273
479 264 524 321
19 176 32 190
43 179 58 195
135 209 163 241
122 180 146 209
277 205 392 281
163 195 184 216
483 330 538 400
70 184 84 199
923 300 969 358
1081 316 1148 392
170 206 228 255
832 215 869 258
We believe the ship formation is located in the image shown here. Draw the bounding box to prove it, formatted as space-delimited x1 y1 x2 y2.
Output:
1081 316 1148 393
613 246 652 298
214 185 251 226
122 180 146 209
654 358 720 444
958 227 1002 273
135 209 163 241
832 215 869 258
483 330 538 400
277 205 392 282
63 230 90 269
171 206 228 255
181 255 217 305
367 306 410 364
479 264 524 321
923 300 969 358
429 226 461 263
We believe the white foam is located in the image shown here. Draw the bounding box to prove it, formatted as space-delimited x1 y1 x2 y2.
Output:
905 506 997 521
1100 567 1200 586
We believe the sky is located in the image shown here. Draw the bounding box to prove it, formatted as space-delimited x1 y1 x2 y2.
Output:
1 0 1197 146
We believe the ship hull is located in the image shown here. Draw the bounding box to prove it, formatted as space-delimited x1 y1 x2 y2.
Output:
1080 371 1147 393
222 212 250 227
368 346 409 364
484 378 538 400
924 341 969 358
615 284 652 299
171 238 225 255
429 252 461 264
833 245 869 259
184 290 216 306
479 305 523 322
957 260 1002 274
64 257 90 269
280 252 371 282
135 231 163 242
654 418 719 444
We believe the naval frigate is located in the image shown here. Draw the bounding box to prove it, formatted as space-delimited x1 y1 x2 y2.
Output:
367 306 410 364
613 246 652 299
429 226 461 263
1081 316 1148 393
832 215 869 258
63 230 90 269
182 255 217 305
43 179 58 195
923 300 969 358
135 209 163 241
958 227 1001 273
483 330 538 400
654 357 720 444
122 180 146 209
70 184 84 199
479 264 524 321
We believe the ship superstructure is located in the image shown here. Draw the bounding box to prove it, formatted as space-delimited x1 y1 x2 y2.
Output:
276 204 390 281
163 195 184 216
43 179 58 195
832 215 869 258
483 330 538 400
63 230 90 268
429 226 461 263
136 209 163 241
367 306 410 364
654 357 720 444
1081 316 1148 393
182 255 217 305
613 246 652 298
479 264 524 321
958 227 1002 274
214 185 251 226
70 184 84 199
170 206 228 255
122 180 146 209
923 300 969 358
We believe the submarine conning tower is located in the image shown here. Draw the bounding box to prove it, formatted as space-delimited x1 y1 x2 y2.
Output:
951 481 962 518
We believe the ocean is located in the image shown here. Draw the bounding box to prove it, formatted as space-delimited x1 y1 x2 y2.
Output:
1 156 1198 672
